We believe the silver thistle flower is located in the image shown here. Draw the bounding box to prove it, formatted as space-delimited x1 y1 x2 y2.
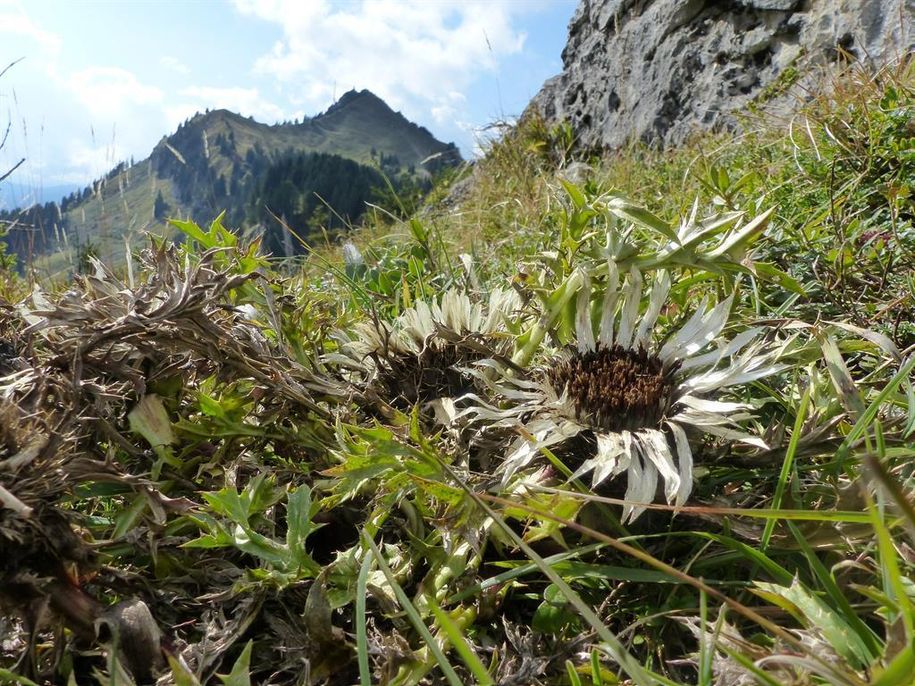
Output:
462 264 791 521
329 288 523 413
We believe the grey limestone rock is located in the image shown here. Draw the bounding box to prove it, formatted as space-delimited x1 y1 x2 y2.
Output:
529 0 915 150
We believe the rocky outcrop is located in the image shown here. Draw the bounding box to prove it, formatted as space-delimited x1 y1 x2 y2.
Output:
529 0 915 150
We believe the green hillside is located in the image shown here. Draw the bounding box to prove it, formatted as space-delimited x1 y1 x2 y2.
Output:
5 89 460 275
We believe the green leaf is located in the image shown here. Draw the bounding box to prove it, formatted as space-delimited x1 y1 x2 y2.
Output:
169 218 210 247
0 668 41 686
113 493 149 540
533 583 578 633
560 178 587 209
606 196 680 244
197 392 227 420
874 642 915 686
286 486 320 575
218 640 252 686
754 579 873 667
752 262 806 295
167 654 203 686
429 600 494 685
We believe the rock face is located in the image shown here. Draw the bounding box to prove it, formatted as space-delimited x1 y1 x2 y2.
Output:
529 0 915 150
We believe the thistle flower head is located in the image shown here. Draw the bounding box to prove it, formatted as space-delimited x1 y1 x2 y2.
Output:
330 287 522 411
462 264 791 521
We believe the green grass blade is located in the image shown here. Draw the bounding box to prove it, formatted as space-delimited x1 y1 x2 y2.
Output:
0 669 40 686
533 486 874 524
786 520 882 660
761 381 810 550
837 354 915 465
565 660 583 686
873 643 915 686
428 600 493 685
364 533 463 686
698 589 712 686
868 485 915 639
446 543 605 603
667 531 794 585
356 551 373 686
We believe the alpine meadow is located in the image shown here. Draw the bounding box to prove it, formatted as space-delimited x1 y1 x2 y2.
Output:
1 2 915 686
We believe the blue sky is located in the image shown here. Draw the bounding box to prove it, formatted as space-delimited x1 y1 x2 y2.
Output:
0 0 575 205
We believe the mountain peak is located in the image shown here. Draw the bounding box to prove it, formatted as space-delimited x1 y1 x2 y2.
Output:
323 88 390 116
2 85 462 264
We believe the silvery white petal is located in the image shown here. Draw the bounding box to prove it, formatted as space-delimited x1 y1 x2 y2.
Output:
616 266 643 349
576 272 596 353
501 440 541 481
679 294 735 359
683 362 787 394
659 296 710 362
500 419 585 483
638 429 680 504
678 327 762 372
401 301 434 343
676 395 752 414
595 431 631 484
634 270 671 349
620 429 634 474
483 288 520 332
569 431 627 485
599 260 620 347
438 291 457 330
623 440 657 523
429 397 458 425
667 421 694 506
466 300 483 333
670 408 749 427
502 429 562 475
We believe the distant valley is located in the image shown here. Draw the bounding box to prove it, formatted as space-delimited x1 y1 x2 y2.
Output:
0 89 461 274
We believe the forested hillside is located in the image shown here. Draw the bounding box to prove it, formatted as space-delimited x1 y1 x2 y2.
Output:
0 90 460 274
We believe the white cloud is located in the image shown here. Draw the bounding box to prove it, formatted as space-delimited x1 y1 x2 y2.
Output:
231 0 526 121
68 67 164 118
0 4 62 55
431 90 467 125
160 56 190 75
62 139 124 183
165 86 289 126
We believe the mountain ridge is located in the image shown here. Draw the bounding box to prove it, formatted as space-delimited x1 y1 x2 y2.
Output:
1 88 461 272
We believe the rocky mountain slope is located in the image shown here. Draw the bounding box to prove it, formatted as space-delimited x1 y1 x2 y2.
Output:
529 0 915 150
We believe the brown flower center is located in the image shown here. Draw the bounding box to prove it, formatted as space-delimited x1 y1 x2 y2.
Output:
378 344 482 408
547 344 678 432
